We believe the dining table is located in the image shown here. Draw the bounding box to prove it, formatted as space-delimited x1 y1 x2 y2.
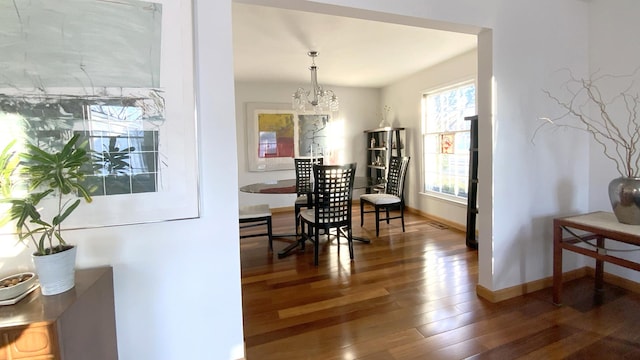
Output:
240 176 383 258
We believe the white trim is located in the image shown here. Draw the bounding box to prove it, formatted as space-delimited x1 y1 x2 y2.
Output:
420 77 477 98
420 191 468 207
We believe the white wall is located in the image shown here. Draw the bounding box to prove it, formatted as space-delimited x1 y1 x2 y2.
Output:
235 81 380 209
482 1 590 291
382 49 478 226
587 0 640 282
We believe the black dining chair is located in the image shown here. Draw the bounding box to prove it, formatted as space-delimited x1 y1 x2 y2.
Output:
294 157 323 235
238 204 273 251
360 156 410 237
299 163 357 266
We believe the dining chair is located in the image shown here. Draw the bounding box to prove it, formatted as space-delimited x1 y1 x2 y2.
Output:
299 163 357 266
294 157 323 235
360 156 410 237
239 204 273 251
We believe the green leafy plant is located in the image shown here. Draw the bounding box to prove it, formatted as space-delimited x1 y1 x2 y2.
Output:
0 140 19 198
92 136 135 175
0 134 94 255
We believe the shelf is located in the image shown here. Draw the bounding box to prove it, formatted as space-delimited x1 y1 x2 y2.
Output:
364 127 405 194
466 114 478 249
364 127 406 133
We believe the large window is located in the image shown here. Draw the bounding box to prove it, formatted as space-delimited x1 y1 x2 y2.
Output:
422 81 476 202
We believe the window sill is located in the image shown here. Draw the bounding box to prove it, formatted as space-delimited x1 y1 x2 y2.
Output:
420 191 468 207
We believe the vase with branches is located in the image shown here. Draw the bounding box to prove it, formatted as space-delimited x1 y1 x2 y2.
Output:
379 105 392 128
536 68 640 224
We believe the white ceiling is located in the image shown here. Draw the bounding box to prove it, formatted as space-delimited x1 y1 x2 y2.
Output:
231 3 478 88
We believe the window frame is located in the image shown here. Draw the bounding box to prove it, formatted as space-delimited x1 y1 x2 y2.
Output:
420 79 477 205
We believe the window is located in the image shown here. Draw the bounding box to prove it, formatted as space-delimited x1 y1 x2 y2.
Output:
422 81 476 202
258 131 278 157
77 104 160 196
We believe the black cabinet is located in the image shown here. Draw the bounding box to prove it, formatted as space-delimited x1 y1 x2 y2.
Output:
465 115 478 249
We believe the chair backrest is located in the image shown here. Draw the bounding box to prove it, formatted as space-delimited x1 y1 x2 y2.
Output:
386 156 410 199
312 163 357 226
295 157 323 196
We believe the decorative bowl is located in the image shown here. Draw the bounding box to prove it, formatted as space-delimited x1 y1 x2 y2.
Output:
0 272 37 301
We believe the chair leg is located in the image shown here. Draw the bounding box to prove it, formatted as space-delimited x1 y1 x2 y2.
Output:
360 201 364 226
336 225 341 255
386 208 390 224
314 225 319 266
375 206 380 237
401 206 405 232
347 227 354 260
267 216 273 251
300 219 306 251
295 206 300 235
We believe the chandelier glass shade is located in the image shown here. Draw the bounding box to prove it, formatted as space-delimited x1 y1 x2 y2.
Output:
292 51 339 114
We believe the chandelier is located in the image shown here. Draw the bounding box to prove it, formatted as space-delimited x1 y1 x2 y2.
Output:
292 51 339 114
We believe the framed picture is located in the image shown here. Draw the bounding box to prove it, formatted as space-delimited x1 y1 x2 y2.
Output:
0 0 199 230
246 103 332 171
298 114 331 158
246 102 297 171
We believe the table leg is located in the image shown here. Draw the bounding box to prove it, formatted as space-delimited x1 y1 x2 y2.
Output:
277 231 370 258
552 220 563 306
274 233 306 258
595 236 605 292
277 240 302 258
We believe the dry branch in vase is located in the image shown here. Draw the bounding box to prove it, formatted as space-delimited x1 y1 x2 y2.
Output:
535 68 640 177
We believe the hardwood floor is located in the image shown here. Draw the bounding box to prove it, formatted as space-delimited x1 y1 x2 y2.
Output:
240 207 640 359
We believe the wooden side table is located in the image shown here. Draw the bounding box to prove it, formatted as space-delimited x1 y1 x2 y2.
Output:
553 211 640 305
0 267 117 359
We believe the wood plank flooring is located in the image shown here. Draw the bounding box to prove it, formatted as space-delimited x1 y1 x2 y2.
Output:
240 206 640 359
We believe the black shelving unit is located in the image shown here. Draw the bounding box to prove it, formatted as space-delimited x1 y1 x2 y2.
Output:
364 127 405 192
465 115 478 249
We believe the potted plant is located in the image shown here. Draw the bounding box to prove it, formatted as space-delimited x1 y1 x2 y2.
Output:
0 134 94 295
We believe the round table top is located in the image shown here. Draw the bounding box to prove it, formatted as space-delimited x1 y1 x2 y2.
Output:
239 177 383 194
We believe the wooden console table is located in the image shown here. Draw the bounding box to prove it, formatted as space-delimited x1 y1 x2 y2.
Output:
0 267 117 359
553 211 640 305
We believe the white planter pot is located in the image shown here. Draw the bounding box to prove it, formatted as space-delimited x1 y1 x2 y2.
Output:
32 246 77 296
